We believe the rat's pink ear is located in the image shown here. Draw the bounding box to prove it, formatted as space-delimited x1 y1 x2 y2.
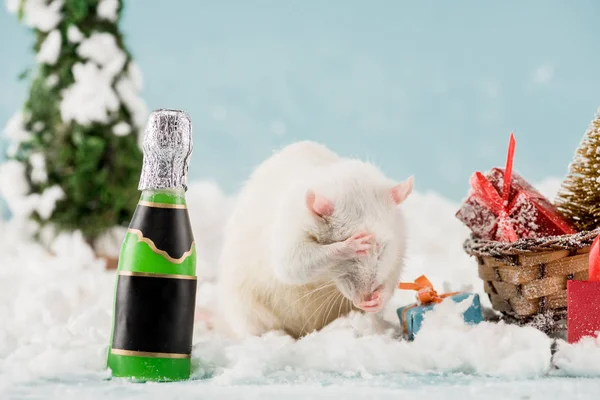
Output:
390 176 414 205
305 189 334 218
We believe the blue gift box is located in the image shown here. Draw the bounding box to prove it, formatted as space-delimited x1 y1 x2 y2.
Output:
396 292 483 341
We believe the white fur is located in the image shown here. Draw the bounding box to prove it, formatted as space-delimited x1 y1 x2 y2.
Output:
216 141 411 339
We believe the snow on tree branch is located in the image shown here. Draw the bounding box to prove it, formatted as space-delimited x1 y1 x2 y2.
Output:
19 0 64 32
77 32 126 77
3 112 31 144
67 25 84 43
37 29 62 65
97 0 119 22
60 62 120 125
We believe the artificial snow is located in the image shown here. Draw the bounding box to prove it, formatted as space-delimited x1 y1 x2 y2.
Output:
67 25 84 43
553 334 600 376
5 144 17 158
20 0 64 32
97 0 119 22
112 122 131 136
77 32 126 79
0 159 66 219
60 62 120 125
35 185 65 219
37 29 62 65
29 152 47 184
3 111 31 144
45 73 59 88
92 225 128 258
61 33 147 132
60 32 147 129
0 160 30 216
32 121 45 132
1 177 600 398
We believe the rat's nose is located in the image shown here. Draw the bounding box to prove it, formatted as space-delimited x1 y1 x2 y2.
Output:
361 290 380 303
362 284 384 301
354 285 385 313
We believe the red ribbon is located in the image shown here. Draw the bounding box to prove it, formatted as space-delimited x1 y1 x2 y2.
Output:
469 133 518 242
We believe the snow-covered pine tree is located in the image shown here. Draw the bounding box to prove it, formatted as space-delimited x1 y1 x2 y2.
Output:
555 107 600 232
1 0 147 248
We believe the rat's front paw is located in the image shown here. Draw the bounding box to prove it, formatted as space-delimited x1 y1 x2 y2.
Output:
332 232 374 260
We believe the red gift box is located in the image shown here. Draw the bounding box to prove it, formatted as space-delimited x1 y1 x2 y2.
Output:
457 196 499 240
568 235 600 343
456 134 576 242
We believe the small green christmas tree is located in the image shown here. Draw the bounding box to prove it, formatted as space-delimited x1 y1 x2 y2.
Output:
2 0 147 247
555 107 600 232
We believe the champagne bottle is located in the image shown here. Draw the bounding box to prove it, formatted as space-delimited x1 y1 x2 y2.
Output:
107 109 197 381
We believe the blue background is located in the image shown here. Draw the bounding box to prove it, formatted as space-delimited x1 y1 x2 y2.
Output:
1 0 599 201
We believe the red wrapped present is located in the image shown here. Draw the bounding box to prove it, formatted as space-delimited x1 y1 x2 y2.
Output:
456 133 576 242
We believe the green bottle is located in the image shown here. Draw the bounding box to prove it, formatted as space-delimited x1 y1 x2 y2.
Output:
107 109 197 382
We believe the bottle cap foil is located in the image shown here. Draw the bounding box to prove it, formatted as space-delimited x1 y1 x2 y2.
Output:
138 109 193 191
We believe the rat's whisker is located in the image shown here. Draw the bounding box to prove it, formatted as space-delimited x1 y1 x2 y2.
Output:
282 280 337 311
323 291 342 327
320 291 337 327
281 271 351 326
300 291 337 336
298 286 339 317
280 283 337 323
281 285 336 328
337 292 347 319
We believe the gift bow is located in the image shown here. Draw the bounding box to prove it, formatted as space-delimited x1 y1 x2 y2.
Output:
469 133 518 242
398 275 460 305
397 275 461 334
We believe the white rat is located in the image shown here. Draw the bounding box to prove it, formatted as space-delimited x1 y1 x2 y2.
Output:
215 141 413 339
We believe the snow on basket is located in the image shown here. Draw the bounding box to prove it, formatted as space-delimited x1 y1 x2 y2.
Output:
456 133 598 334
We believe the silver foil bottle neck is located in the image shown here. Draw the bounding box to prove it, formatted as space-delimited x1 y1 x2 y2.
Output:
138 109 193 191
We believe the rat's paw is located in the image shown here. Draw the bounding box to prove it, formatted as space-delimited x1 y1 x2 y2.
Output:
333 232 374 260
354 284 385 313
346 232 374 256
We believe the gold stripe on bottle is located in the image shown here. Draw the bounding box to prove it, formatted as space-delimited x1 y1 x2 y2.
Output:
127 228 195 264
119 270 197 280
111 348 191 359
138 200 187 209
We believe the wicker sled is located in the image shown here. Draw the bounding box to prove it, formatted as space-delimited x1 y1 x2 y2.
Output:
463 228 600 332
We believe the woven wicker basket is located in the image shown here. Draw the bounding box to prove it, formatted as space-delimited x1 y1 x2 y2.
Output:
463 228 600 331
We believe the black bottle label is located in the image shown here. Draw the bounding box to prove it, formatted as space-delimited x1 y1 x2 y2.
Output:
128 201 194 263
111 272 197 357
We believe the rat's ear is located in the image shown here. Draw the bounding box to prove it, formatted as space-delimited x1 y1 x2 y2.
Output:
306 189 334 218
390 176 414 205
